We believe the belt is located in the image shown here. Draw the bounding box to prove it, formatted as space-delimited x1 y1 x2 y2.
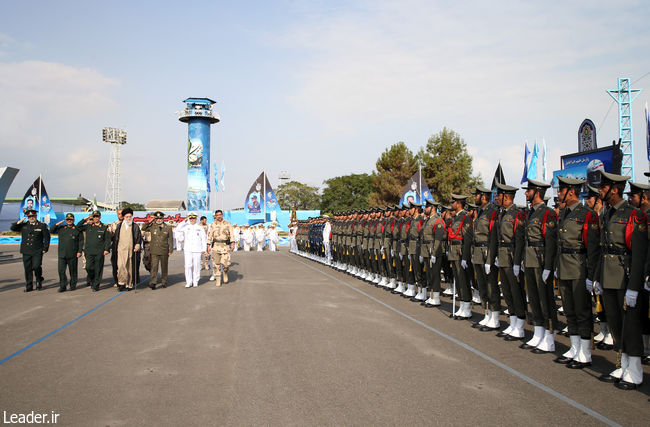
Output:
422 240 432 244
474 242 488 247
450 241 462 246
499 242 514 248
603 247 628 255
214 239 228 244
560 247 585 254
527 241 544 247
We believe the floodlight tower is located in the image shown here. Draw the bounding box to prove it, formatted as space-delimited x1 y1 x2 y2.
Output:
607 78 642 179
178 98 220 211
102 127 127 210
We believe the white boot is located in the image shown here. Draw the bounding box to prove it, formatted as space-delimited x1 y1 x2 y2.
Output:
425 291 441 306
387 278 396 289
415 287 427 301
472 288 482 304
534 329 555 352
378 277 387 287
443 285 453 296
524 326 545 348
507 317 526 339
478 310 490 326
569 338 592 368
485 310 500 329
404 284 416 297
373 274 381 284
500 315 515 336
608 353 628 380
620 356 643 386
561 335 580 361
394 282 405 293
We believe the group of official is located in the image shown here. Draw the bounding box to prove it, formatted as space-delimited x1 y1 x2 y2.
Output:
293 169 650 390
10 209 236 293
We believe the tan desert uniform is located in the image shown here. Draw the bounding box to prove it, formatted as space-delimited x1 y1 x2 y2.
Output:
208 219 234 284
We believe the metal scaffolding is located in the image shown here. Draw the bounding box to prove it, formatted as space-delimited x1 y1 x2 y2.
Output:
607 78 642 179
102 128 127 211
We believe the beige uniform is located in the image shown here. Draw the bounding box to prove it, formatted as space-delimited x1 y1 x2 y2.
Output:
208 220 234 276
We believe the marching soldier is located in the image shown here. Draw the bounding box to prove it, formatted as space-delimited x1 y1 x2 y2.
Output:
77 210 111 292
596 171 647 389
447 194 473 319
553 176 599 368
207 209 235 286
11 209 50 292
141 211 173 290
50 213 83 292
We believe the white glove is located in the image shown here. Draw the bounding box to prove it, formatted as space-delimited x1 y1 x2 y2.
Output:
484 264 491 275
645 277 650 292
399 253 403 260
380 246 384 253
585 279 593 293
494 257 499 267
542 269 551 281
461 260 468 269
554 270 558 279
407 254 412 261
625 289 638 308
521 265 525 273
430 256 436 266
593 281 603 296
513 265 520 277
391 249 395 257
419 256 424 263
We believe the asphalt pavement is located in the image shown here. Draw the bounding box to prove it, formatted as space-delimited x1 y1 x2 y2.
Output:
0 245 648 426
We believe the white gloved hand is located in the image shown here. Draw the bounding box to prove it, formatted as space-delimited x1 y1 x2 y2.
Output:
585 279 593 293
399 253 403 260
494 257 499 267
593 281 603 296
645 276 650 292
407 254 412 261
542 269 551 281
419 256 424 263
521 265 525 273
461 260 468 269
391 249 395 257
513 265 521 277
554 270 558 279
625 289 638 308
431 256 436 266
484 264 491 275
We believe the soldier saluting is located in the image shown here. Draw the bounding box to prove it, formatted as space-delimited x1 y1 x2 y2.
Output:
77 210 111 292
11 209 50 292
50 213 83 292
141 211 173 290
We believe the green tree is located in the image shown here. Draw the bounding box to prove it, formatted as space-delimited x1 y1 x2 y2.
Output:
121 201 145 210
321 173 373 213
275 181 321 210
420 127 482 203
368 142 418 206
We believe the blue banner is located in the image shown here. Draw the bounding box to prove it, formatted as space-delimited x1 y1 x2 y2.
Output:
187 119 211 211
552 144 622 197
19 176 57 225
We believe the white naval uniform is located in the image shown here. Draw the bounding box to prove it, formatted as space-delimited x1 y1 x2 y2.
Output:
289 226 298 252
322 221 332 261
176 220 207 286
267 228 279 251
255 228 266 251
242 229 253 251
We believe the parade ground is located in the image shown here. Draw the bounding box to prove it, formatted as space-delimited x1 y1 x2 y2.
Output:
0 246 647 426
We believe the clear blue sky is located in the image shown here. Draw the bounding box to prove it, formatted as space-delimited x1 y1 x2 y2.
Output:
1 0 649 209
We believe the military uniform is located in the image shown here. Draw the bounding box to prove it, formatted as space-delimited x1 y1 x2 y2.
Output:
207 213 234 286
141 212 174 289
77 211 112 291
406 204 424 298
50 213 83 291
447 195 473 319
11 210 50 292
423 201 446 306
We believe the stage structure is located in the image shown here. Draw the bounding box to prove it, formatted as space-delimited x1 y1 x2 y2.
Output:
102 127 127 210
607 78 642 179
178 98 220 211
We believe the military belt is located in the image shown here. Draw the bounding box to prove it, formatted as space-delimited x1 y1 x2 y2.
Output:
214 239 228 243
527 241 544 247
560 247 585 254
450 241 462 246
422 240 432 244
473 242 488 247
603 247 628 255
499 242 514 248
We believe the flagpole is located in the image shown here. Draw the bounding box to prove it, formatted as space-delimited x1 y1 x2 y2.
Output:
38 174 42 222
263 170 267 223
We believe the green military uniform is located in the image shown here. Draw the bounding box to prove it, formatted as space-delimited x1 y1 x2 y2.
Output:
11 210 51 292
554 177 600 368
381 208 396 288
596 171 647 388
141 212 174 289
50 213 83 291
77 211 112 291
390 208 404 289
406 204 424 297
423 201 446 305
447 195 472 317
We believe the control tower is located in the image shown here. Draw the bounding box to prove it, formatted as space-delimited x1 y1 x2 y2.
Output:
178 98 220 211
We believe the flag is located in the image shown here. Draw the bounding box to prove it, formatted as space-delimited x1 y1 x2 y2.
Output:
520 142 530 184
527 140 539 181
19 176 57 224
220 161 226 191
542 139 547 181
646 101 649 162
244 172 265 215
491 162 505 202
399 170 434 205
213 162 220 192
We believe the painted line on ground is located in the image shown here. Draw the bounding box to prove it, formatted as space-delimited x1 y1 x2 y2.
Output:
0 259 183 367
286 253 621 427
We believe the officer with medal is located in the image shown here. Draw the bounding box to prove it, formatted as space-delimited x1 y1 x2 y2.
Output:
553 176 599 368
141 211 173 289
77 210 112 291
11 209 50 292
50 213 83 292
595 170 648 389
447 194 473 319
488 182 527 340
467 186 500 331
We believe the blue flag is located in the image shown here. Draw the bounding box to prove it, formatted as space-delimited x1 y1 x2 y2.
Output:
527 141 539 181
213 162 219 192
645 101 649 162
520 142 530 184
220 161 226 191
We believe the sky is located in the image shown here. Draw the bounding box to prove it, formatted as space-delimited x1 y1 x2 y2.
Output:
1 0 650 209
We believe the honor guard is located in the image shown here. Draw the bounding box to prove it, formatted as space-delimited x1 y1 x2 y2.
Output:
141 211 174 289
11 209 50 292
553 176 599 368
77 210 112 291
447 194 473 319
423 200 446 306
50 213 83 292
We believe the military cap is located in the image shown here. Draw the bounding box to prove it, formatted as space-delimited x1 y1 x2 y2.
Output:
495 182 518 194
450 193 468 202
599 170 630 185
521 179 551 190
626 181 650 195
557 176 585 188
410 201 423 208
543 195 551 202
154 211 164 219
586 185 599 198
187 212 198 219
402 202 410 209
474 185 492 195
441 205 452 211
92 210 101 217
645 172 650 177
65 213 74 220
466 202 478 209
425 199 439 206
25 209 37 216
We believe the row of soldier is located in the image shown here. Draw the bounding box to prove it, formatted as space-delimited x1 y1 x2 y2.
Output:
11 208 236 292
293 170 649 390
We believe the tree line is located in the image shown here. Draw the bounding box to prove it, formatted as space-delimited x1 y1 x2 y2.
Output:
276 127 483 213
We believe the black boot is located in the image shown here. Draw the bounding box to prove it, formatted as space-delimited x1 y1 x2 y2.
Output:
58 286 66 293
36 281 43 291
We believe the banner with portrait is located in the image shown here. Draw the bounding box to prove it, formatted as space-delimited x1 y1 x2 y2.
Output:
399 170 434 206
244 172 265 217
19 176 57 224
